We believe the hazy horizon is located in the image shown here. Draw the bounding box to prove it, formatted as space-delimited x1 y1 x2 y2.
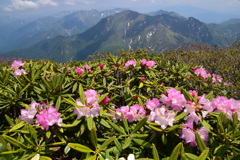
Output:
0 0 240 23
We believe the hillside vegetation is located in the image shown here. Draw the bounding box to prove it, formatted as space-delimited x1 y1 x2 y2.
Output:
0 44 239 159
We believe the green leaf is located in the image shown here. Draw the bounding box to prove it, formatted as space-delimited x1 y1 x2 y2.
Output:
214 144 229 156
114 139 122 152
139 82 144 88
19 83 30 95
63 98 79 108
23 135 35 146
205 91 213 100
46 131 51 139
0 136 8 152
132 117 147 134
121 114 129 133
165 125 182 132
185 153 198 160
137 96 144 106
122 137 132 149
55 96 61 110
195 132 206 152
86 117 95 131
200 120 212 132
152 144 160 160
132 138 151 148
72 82 78 93
9 121 25 132
99 136 115 150
85 155 97 160
181 88 193 101
5 115 14 126
99 118 111 128
2 135 28 149
174 112 188 122
46 142 66 146
61 119 81 128
149 125 163 132
161 134 167 145
68 143 93 153
78 84 86 105
169 143 183 160
108 121 126 135
39 156 52 160
90 129 97 149
196 148 209 160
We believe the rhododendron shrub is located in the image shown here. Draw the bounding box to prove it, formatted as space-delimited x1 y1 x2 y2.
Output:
0 49 240 160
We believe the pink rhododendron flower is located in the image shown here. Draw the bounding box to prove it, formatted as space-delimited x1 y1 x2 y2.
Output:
146 61 156 68
160 88 186 112
141 59 156 68
11 60 24 69
99 64 104 69
84 65 91 71
36 106 62 130
20 101 39 124
74 89 100 119
75 67 84 75
183 112 201 129
115 104 146 123
148 106 176 129
116 62 121 67
146 98 161 111
194 68 211 78
124 60 136 68
180 127 208 147
14 69 27 77
101 97 110 105
188 90 198 97
212 74 222 83
140 77 146 82
211 96 240 120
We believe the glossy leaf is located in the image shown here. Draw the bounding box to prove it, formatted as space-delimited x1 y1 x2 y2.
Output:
68 143 93 153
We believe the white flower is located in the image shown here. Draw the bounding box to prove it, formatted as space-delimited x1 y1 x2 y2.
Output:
127 154 135 160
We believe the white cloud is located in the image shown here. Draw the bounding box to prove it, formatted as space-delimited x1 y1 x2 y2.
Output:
37 0 58 6
4 0 58 11
64 0 95 5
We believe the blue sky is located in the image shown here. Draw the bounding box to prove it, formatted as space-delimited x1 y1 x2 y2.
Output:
0 0 240 22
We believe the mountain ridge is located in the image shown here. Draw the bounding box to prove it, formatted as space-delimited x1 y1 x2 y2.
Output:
3 10 240 62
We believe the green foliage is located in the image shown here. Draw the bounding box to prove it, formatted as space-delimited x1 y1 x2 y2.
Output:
0 48 239 159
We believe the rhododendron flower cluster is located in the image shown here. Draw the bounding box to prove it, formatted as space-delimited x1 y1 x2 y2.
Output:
11 60 24 69
36 106 62 130
114 104 146 123
74 89 100 119
160 88 187 112
75 67 84 75
193 67 223 83
211 96 240 120
11 60 27 77
84 65 91 71
180 127 208 147
124 60 136 68
20 102 62 130
194 68 211 78
148 106 176 129
20 101 38 124
141 59 156 68
146 98 161 111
